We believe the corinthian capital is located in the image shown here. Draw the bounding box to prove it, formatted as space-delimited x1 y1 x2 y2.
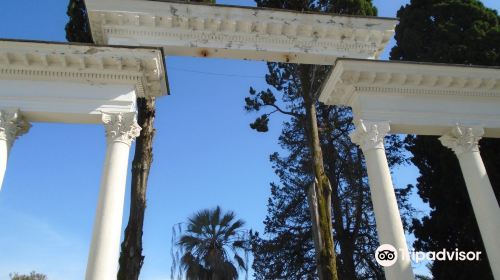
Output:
439 125 484 156
350 120 390 151
0 109 31 148
102 112 141 146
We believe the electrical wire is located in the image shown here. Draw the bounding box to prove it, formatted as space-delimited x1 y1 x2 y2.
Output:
168 66 265 79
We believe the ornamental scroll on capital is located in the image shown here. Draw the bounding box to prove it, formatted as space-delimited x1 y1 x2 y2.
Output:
439 125 484 156
102 112 141 146
0 109 31 148
349 120 390 151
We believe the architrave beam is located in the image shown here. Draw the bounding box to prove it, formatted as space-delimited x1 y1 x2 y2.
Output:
0 39 168 124
85 0 397 64
318 59 500 137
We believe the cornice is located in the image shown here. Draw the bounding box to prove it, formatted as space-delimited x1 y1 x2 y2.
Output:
319 60 500 105
0 40 168 97
85 0 397 63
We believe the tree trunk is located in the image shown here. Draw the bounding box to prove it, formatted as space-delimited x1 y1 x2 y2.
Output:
319 106 358 280
117 97 156 280
305 99 339 280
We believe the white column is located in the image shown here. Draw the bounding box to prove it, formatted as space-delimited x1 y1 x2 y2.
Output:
350 120 414 280
0 109 31 191
85 112 141 280
439 125 500 280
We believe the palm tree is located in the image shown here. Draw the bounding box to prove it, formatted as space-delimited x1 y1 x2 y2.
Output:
177 206 248 280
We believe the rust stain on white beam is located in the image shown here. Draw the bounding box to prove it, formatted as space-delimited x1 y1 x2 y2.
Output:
85 0 397 64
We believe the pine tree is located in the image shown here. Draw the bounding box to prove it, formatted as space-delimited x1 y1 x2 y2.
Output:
390 1 500 279
246 1 411 279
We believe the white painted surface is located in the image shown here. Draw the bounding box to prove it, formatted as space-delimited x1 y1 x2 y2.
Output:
0 40 168 101
0 41 166 278
0 138 7 191
85 112 140 280
440 126 500 280
85 0 397 63
0 80 137 123
350 121 415 280
322 60 500 278
319 59 500 136
0 109 30 190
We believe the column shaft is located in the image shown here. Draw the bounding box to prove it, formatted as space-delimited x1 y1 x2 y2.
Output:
351 120 414 280
0 139 8 190
440 126 500 279
364 148 414 280
85 113 140 280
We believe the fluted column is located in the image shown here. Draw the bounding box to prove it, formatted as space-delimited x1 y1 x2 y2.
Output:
439 125 500 280
0 109 31 191
86 112 141 280
350 120 414 280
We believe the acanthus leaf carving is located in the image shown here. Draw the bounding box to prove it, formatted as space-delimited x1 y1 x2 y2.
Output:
349 120 390 151
439 125 484 156
0 109 31 148
102 112 141 146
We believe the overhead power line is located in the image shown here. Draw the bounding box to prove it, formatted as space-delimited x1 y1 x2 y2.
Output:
168 66 265 79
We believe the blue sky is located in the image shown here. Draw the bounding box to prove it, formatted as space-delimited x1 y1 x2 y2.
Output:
0 0 499 279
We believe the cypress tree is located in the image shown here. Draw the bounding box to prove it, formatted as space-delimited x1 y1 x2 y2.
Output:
390 1 500 279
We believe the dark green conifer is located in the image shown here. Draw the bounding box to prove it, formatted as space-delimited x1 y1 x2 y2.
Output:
390 1 500 279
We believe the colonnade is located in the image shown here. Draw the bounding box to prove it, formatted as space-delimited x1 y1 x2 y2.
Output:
0 109 141 279
439 125 500 279
3 116 499 280
350 120 500 280
2 1 498 277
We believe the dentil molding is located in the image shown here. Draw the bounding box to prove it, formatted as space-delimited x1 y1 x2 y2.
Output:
85 0 397 63
0 40 168 98
320 59 500 106
0 40 169 124
319 59 500 137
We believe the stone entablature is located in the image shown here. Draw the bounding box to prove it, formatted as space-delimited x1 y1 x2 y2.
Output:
0 40 168 124
0 40 168 98
319 59 500 137
85 0 397 64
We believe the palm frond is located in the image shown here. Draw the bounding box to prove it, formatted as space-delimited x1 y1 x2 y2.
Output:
175 206 249 280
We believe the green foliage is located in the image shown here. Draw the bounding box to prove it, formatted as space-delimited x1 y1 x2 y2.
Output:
9 272 47 280
245 1 413 279
390 1 500 279
65 0 93 43
173 206 249 280
391 0 500 65
254 0 377 16
65 0 216 44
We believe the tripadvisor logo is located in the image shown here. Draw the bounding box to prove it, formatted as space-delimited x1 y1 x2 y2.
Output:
374 244 483 266
375 244 398 267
